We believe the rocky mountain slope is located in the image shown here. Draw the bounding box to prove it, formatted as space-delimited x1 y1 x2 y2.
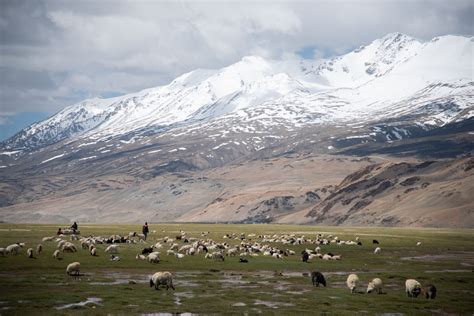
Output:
0 33 473 226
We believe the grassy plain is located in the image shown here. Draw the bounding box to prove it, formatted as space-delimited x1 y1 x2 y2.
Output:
0 223 473 315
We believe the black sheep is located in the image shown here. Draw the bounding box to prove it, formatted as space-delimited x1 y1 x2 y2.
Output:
142 246 154 255
302 251 309 263
425 284 437 299
239 257 248 263
311 271 326 287
373 239 379 244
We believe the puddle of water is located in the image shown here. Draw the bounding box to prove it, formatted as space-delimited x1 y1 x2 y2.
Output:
174 292 195 305
142 313 197 316
286 290 309 295
254 300 294 309
55 297 102 310
175 280 199 287
425 269 472 273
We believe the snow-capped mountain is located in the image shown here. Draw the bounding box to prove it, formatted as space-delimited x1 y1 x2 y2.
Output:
2 33 472 156
2 33 474 160
1 33 473 226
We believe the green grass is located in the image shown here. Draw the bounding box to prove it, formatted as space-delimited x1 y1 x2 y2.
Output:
0 223 473 315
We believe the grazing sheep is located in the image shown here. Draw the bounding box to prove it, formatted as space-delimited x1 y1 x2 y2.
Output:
27 248 35 258
330 255 342 260
367 278 383 294
42 236 54 242
405 279 422 298
70 234 79 241
105 245 119 254
239 257 248 263
136 254 147 260
425 284 437 299
88 244 95 252
6 244 21 255
302 251 309 262
374 247 381 254
311 271 327 287
175 253 185 259
142 246 154 255
416 241 422 246
0 248 6 256
205 252 225 261
90 247 97 256
373 239 379 244
36 244 42 255
52 249 61 260
66 262 81 276
62 243 77 253
166 250 175 256
346 274 359 293
322 254 332 260
148 252 161 264
169 243 179 251
110 255 120 261
149 271 175 290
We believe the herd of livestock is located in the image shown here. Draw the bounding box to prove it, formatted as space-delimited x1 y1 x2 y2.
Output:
1 228 437 299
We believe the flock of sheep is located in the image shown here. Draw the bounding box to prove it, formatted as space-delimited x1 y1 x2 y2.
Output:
0 229 437 300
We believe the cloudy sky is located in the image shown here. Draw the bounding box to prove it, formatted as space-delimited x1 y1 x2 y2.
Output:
0 0 472 140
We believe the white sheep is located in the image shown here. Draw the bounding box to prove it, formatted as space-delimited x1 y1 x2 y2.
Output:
6 244 21 255
27 248 35 258
42 236 54 242
367 278 383 294
374 247 381 254
62 243 77 253
66 262 80 276
330 255 342 260
150 271 175 290
416 241 422 246
136 254 147 260
322 254 332 260
205 252 225 261
90 247 97 256
105 245 119 254
187 247 196 256
52 249 61 260
405 279 422 298
169 243 179 250
179 245 192 253
166 250 175 256
57 240 67 248
175 253 185 259
346 274 359 293
147 252 160 263
36 244 42 255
